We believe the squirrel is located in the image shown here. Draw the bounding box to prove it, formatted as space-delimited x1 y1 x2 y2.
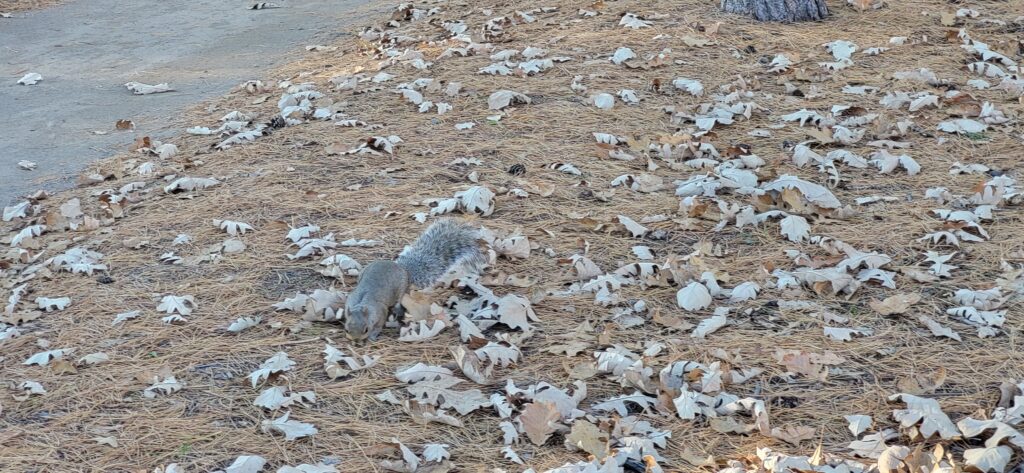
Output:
343 218 484 341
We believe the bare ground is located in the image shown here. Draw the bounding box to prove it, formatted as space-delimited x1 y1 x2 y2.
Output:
0 0 380 205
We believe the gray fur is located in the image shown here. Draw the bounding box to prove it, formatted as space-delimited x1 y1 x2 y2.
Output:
343 219 482 341
396 218 483 288
344 260 408 341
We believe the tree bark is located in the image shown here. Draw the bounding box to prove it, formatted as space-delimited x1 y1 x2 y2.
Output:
720 0 828 22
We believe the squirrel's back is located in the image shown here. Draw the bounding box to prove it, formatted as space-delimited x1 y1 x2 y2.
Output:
396 219 483 288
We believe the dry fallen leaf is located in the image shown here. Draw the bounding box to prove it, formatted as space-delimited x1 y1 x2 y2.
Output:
249 352 295 387
888 393 960 440
261 411 318 440
869 293 922 315
771 424 816 445
17 72 42 85
897 367 947 395
125 81 173 95
846 414 873 436
963 446 1012 473
488 90 531 110
518 401 561 445
564 419 608 458
677 282 712 311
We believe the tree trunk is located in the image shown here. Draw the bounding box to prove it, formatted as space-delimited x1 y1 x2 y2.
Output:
720 0 828 22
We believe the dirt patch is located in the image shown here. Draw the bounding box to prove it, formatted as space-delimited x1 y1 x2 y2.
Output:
0 0 381 205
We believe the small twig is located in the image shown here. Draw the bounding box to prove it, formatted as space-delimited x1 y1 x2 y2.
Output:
273 337 322 346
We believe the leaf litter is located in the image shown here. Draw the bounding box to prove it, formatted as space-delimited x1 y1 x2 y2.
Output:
3 0 1024 472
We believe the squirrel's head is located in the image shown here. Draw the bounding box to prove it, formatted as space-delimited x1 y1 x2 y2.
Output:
344 305 373 342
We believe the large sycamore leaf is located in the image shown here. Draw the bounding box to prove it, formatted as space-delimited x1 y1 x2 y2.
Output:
157 295 196 315
254 386 291 410
877 445 910 473
423 444 450 463
451 345 491 384
35 297 71 312
476 342 520 367
610 47 636 65
775 349 844 381
565 420 609 458
846 414 873 436
869 293 921 315
398 320 446 341
475 294 538 331
164 177 220 193
918 315 963 342
692 311 728 339
771 424 816 445
402 399 463 427
617 215 649 237
672 78 704 96
502 446 524 464
677 282 712 311
277 464 338 473
780 214 810 242
619 13 652 29
261 412 318 440
957 418 1024 448
488 90 530 110
125 81 173 95
762 175 842 209
220 455 266 473
323 344 378 379
519 381 587 419
214 219 254 236
937 118 987 134
593 391 656 416
847 430 894 458
518 401 561 445
79 352 110 365
379 438 420 473
24 348 72 366
963 446 1012 473
250 352 296 388
400 367 490 415
490 234 531 259
454 186 495 216
18 72 42 85
227 316 261 333
570 254 603 280
396 363 453 383
144 375 183 398
253 386 315 410
3 201 31 221
591 93 615 110
673 386 717 420
286 224 320 243
888 393 961 440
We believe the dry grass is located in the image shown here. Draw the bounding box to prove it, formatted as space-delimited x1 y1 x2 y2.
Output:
2 0 1023 471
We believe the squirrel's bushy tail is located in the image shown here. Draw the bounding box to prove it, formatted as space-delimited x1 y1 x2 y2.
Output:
396 218 483 288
